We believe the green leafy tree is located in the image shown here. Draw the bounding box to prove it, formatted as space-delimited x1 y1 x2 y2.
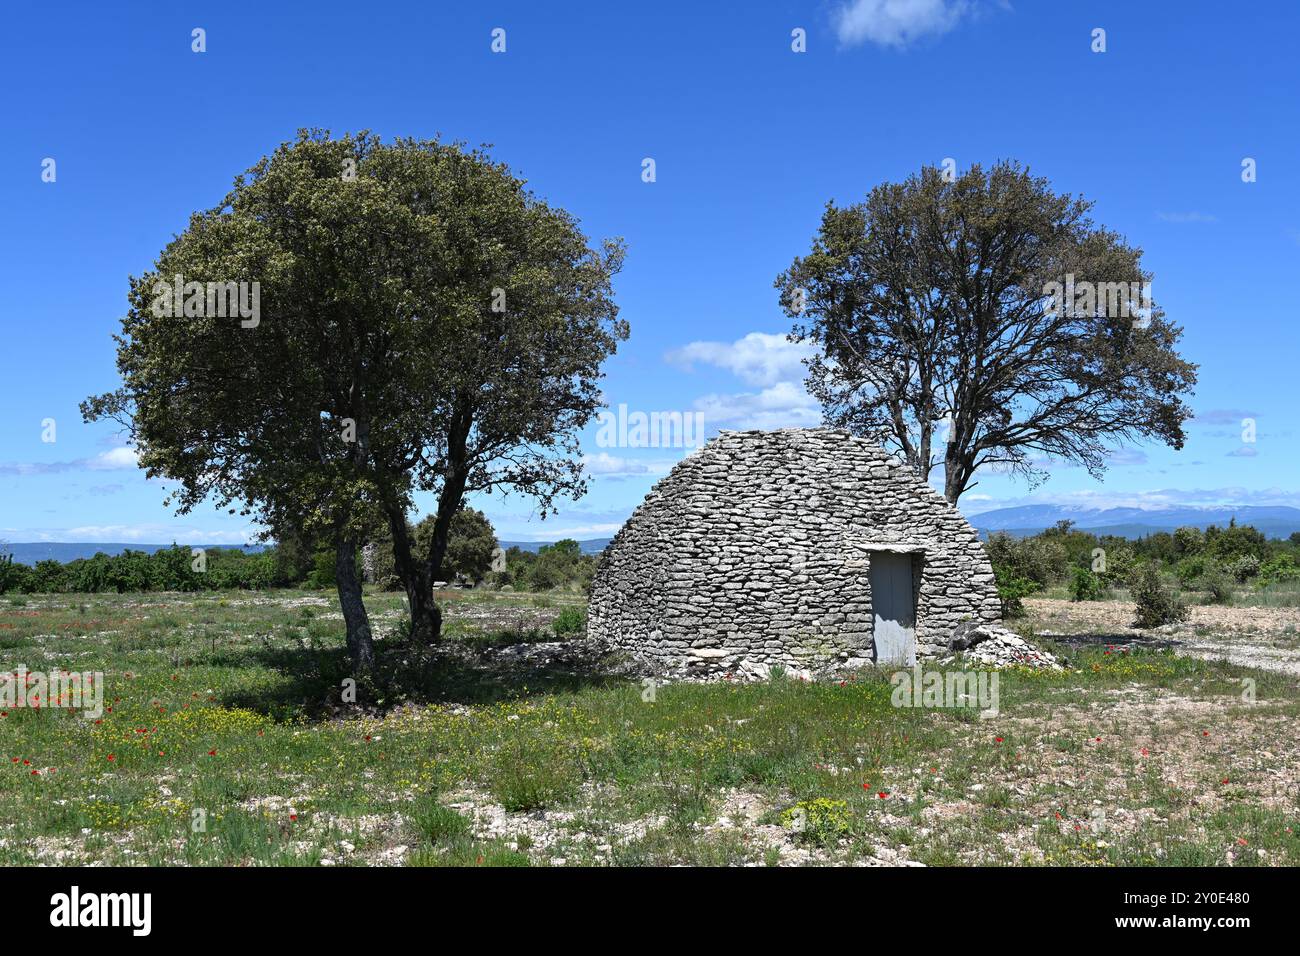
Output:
83 131 625 671
1172 525 1205 556
414 508 497 585
778 161 1197 503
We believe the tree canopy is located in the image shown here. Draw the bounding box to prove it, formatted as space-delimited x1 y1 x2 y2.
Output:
84 130 626 670
777 161 1197 503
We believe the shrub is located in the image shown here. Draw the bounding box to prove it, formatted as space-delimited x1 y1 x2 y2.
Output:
1068 566 1103 602
1228 554 1260 583
985 532 1067 587
1096 544 1137 590
1132 563 1188 627
1259 554 1300 586
0 552 32 594
994 566 1039 618
1199 564 1234 605
1174 555 1207 587
552 606 586 637
30 559 67 593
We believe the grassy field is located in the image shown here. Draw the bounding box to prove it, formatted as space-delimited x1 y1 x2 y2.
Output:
2 588 1299 866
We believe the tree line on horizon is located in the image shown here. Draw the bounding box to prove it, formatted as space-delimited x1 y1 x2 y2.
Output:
989 519 1300 619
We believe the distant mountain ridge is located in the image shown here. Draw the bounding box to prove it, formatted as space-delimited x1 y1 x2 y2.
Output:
499 538 611 555
970 504 1300 540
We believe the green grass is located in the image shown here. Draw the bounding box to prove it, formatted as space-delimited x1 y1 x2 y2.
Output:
2 588 1298 865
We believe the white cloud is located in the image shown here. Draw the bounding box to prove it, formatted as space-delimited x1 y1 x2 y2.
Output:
963 486 1300 516
666 332 814 387
0 444 140 476
1 523 261 545
86 446 139 470
834 0 973 49
693 381 822 431
581 452 676 479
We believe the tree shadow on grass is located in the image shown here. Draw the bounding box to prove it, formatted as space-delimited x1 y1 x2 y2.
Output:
219 634 635 721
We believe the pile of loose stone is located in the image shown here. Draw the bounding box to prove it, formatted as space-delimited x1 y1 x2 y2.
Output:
938 622 1066 671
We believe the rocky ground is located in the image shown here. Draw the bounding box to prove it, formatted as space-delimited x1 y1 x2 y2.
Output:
1025 597 1300 677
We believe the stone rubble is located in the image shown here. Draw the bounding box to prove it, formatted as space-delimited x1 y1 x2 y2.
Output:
938 622 1066 671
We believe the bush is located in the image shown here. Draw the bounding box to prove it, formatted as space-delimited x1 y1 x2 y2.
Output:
1259 554 1300 586
1227 554 1260 584
1132 563 1188 627
552 606 586 637
1199 564 1234 605
985 532 1067 588
1096 544 1137 590
0 552 32 594
994 566 1039 618
1068 566 1104 602
1174 555 1207 587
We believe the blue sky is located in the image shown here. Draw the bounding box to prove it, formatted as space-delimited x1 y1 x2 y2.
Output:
3 0 1298 544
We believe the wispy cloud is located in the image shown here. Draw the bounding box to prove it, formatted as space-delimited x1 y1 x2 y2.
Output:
963 485 1300 516
581 452 677 480
833 0 975 49
0 523 259 545
1156 211 1218 224
1192 408 1258 425
0 446 140 476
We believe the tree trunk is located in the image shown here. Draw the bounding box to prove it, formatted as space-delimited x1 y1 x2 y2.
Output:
384 505 442 645
335 537 375 672
943 450 970 504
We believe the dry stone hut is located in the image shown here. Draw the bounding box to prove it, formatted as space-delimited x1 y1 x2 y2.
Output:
587 428 1001 678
